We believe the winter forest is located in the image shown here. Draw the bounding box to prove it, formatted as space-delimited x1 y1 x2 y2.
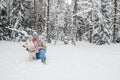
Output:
0 0 120 80
0 0 120 45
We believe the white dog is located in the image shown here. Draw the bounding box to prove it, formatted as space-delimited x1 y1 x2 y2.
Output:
23 36 36 61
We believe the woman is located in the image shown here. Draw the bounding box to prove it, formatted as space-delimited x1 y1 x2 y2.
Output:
33 32 47 64
32 32 40 59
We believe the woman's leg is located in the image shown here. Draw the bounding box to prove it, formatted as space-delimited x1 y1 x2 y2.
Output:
36 52 41 59
40 49 46 62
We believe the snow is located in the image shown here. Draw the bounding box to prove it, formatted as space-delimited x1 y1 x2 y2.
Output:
0 0 6 9
7 27 29 37
0 41 120 80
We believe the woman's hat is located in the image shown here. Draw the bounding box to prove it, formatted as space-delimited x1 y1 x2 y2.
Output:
33 32 38 36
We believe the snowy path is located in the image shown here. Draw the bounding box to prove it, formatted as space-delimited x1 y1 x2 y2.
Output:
0 41 120 80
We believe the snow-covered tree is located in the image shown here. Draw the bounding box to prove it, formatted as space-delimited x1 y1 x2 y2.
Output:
63 4 73 44
0 0 119 45
116 0 120 43
74 0 113 45
95 0 113 45
23 0 34 35
35 0 45 33
0 0 11 40
49 0 67 44
9 0 30 41
113 0 118 43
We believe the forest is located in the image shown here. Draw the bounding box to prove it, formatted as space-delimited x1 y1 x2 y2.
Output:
0 0 120 45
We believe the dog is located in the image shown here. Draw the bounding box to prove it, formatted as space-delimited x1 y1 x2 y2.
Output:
23 36 36 61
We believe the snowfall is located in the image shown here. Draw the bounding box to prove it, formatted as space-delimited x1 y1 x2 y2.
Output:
0 41 120 80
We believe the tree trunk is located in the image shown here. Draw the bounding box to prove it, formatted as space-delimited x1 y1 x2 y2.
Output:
46 0 50 42
43 0 47 35
113 0 117 43
89 11 93 43
34 0 37 30
72 0 78 45
89 0 93 43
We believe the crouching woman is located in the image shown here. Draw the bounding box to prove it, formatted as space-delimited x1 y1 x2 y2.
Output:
37 36 47 64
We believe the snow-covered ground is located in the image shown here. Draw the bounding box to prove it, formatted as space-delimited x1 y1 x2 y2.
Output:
0 41 120 80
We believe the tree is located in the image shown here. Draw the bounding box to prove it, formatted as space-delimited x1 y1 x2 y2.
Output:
92 0 113 45
34 0 37 30
9 0 29 41
116 0 120 43
72 0 78 45
0 0 11 40
113 0 117 43
49 0 67 44
46 0 50 42
23 0 34 35
43 0 47 35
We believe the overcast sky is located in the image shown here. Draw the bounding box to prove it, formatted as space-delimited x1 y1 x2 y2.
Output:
65 0 72 5
29 0 72 5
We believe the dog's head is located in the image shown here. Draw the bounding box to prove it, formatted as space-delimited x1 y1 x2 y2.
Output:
23 36 33 48
28 36 33 42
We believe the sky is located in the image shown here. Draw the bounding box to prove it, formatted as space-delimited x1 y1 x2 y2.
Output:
65 0 72 5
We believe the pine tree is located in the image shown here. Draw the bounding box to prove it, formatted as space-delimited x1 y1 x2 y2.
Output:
0 0 10 40
35 0 45 33
49 0 66 44
91 0 113 45
23 0 34 35
96 0 113 45
64 3 73 44
10 0 28 41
